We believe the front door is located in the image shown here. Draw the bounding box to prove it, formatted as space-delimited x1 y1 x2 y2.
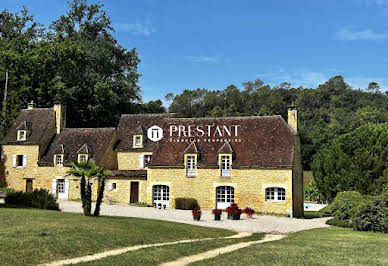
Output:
26 179 33 193
216 186 235 209
130 182 139 203
57 179 69 200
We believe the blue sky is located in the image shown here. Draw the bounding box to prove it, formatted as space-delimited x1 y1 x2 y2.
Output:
2 0 388 102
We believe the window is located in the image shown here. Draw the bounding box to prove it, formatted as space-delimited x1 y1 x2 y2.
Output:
18 130 26 141
216 186 235 209
133 135 143 148
265 187 286 202
78 154 88 163
57 179 65 193
220 155 231 176
108 182 117 191
112 183 117 190
55 154 63 165
144 155 152 168
17 155 24 167
186 155 196 176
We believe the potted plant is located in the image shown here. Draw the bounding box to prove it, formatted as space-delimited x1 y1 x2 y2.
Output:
212 209 222 220
243 207 255 218
225 203 242 220
192 206 202 221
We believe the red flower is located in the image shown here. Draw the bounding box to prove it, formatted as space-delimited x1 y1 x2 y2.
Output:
225 203 242 215
192 207 202 217
243 207 255 216
212 209 222 215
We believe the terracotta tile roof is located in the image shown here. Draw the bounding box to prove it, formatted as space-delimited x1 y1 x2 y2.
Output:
38 128 116 166
111 170 147 178
116 113 176 151
2 108 55 144
149 116 295 168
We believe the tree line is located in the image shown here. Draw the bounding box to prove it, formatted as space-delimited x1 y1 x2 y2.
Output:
166 77 388 169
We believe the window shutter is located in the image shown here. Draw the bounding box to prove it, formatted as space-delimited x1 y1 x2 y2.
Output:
22 155 27 167
52 179 57 197
12 155 16 168
139 154 144 169
108 182 113 191
64 179 70 199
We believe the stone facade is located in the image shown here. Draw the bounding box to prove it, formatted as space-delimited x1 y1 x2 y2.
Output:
1 104 303 217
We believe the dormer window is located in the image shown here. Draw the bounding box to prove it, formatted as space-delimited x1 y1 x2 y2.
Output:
55 154 63 166
133 135 143 148
185 154 197 176
78 154 88 163
18 130 27 141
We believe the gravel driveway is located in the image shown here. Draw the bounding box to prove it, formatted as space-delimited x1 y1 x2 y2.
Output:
59 200 330 234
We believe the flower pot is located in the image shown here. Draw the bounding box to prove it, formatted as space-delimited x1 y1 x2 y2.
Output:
227 214 232 220
214 214 221 221
193 216 201 221
232 214 240 220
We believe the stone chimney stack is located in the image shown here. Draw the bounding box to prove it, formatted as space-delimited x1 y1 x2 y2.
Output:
27 101 36 110
53 103 66 134
287 103 298 134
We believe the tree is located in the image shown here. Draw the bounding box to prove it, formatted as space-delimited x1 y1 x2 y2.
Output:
67 159 112 216
312 123 388 202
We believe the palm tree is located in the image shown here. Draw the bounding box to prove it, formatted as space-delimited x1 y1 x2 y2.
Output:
67 160 111 216
93 167 112 216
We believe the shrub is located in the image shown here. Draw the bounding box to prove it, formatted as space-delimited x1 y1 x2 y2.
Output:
225 203 242 216
326 218 352 228
353 191 388 233
5 189 59 210
135 202 151 207
242 207 255 216
175 197 198 210
329 191 364 220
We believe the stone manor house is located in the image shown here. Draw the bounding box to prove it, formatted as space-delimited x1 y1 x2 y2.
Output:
1 102 303 217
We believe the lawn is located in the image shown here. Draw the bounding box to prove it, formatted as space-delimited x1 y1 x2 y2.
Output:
191 227 388 266
0 208 234 265
77 233 265 266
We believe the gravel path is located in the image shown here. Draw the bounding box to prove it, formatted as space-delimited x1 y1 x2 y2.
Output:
59 200 330 234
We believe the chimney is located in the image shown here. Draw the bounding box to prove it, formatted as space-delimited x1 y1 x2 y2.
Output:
53 103 66 134
27 101 36 110
287 103 298 134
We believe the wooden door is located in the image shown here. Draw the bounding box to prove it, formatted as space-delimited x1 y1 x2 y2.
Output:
26 179 33 193
130 182 139 203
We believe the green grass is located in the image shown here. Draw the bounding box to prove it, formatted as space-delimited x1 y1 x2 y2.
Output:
304 170 313 187
77 233 265 266
190 227 388 266
0 208 234 265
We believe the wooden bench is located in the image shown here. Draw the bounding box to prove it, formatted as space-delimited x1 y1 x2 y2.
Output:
0 191 6 204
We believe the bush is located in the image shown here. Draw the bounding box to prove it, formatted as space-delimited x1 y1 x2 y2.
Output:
5 189 59 210
353 191 388 233
175 198 199 210
326 218 352 228
329 191 364 220
304 179 325 203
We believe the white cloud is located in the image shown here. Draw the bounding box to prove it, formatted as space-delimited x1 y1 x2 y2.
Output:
185 56 220 63
335 26 388 41
114 23 155 36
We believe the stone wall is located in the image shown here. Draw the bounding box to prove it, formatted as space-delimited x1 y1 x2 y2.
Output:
117 151 152 170
147 167 293 215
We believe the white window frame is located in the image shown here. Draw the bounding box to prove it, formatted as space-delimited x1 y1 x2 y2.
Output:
55 154 63 165
78 154 88 163
57 179 65 194
265 187 286 202
186 155 196 176
221 155 231 177
18 130 26 141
